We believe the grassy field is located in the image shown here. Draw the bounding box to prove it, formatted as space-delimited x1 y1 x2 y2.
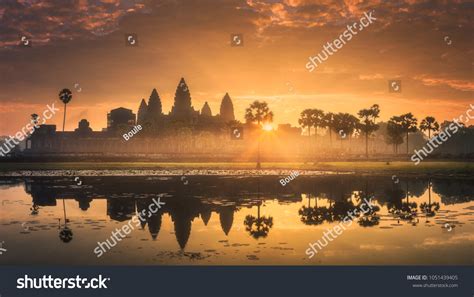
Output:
0 161 472 175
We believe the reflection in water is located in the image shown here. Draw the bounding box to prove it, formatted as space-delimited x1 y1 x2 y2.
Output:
0 175 473 265
419 179 440 223
244 202 274 239
59 197 73 243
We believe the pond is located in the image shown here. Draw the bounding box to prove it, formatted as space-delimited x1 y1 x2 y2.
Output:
0 174 473 265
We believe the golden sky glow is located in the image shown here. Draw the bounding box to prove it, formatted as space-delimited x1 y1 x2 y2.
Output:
0 0 472 134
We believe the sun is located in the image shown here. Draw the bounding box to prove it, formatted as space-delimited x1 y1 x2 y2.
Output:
262 123 274 131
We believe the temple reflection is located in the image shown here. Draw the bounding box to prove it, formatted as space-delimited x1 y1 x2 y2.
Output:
12 175 472 249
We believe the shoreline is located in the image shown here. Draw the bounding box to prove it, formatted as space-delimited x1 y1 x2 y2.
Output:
0 161 472 178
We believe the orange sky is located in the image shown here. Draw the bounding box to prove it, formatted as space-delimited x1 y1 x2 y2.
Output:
0 0 472 134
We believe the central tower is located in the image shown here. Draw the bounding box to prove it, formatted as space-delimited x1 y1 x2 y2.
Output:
170 78 196 122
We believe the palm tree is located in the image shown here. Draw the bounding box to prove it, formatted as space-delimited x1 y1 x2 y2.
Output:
332 113 360 149
311 109 325 149
420 116 439 139
357 104 380 158
59 88 73 132
386 117 404 154
30 113 39 126
399 113 418 154
298 109 313 154
245 101 273 169
323 112 335 147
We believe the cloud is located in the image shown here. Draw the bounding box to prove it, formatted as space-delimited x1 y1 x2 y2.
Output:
414 75 474 92
245 0 473 34
359 74 383 80
359 244 402 251
0 0 148 48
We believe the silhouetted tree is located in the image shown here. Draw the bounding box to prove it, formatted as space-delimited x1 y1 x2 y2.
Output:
58 88 72 132
30 113 39 127
322 112 335 147
420 116 439 139
399 113 418 153
299 109 313 153
311 109 325 148
386 117 404 154
245 101 273 169
332 113 359 148
358 104 380 158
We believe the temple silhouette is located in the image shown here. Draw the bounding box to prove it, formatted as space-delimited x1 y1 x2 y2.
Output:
136 78 235 129
23 78 293 157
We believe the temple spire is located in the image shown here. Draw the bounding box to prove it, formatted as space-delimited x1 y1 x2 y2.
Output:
171 78 194 120
201 102 212 117
219 92 235 122
137 98 148 125
147 88 162 116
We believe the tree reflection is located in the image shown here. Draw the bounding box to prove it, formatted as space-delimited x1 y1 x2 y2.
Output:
58 199 73 243
356 189 380 227
420 179 440 222
298 195 329 225
59 226 73 243
399 182 418 225
30 203 39 215
244 202 273 239
386 181 417 224
330 199 357 221
358 201 380 227
386 185 405 224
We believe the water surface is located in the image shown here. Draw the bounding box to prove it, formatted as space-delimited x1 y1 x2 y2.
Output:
0 175 472 265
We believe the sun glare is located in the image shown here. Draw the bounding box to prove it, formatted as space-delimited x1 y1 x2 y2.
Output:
262 123 274 131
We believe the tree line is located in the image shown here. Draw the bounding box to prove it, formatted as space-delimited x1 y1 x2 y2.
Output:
244 100 446 158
